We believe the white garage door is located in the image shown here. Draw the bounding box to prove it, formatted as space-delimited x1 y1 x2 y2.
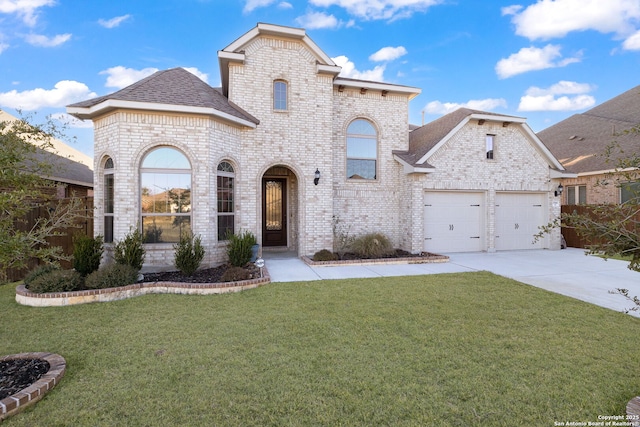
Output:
495 192 546 250
424 192 484 253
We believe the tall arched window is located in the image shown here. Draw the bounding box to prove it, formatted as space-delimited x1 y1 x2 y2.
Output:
104 157 114 243
347 119 377 180
217 161 235 240
274 80 288 111
140 147 192 243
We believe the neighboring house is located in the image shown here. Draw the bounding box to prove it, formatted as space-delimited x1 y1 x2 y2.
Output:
67 23 570 269
0 109 94 198
538 85 640 205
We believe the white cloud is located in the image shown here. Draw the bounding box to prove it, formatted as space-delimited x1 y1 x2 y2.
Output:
100 66 158 89
243 0 276 13
0 41 8 54
296 11 339 29
332 55 386 81
0 0 55 26
518 81 596 111
98 14 131 29
623 29 640 50
25 33 71 47
309 0 442 21
369 46 407 62
501 5 522 16
182 67 209 83
508 0 640 41
278 1 293 9
424 98 507 115
495 44 580 79
0 80 97 110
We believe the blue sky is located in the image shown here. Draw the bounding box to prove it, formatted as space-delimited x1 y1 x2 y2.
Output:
1 0 639 158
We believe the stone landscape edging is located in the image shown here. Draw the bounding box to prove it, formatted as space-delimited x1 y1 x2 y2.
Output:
0 353 66 422
301 254 449 267
15 268 270 307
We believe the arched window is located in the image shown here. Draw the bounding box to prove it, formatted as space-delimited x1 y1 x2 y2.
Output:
104 157 114 243
217 161 235 240
140 147 192 243
346 119 377 180
274 80 288 111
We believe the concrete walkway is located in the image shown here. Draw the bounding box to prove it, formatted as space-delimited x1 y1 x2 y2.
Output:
263 248 640 317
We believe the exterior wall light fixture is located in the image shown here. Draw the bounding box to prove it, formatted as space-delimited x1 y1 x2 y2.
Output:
314 169 321 185
555 184 563 197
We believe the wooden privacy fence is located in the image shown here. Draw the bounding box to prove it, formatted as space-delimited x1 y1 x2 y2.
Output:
561 204 640 249
5 196 94 282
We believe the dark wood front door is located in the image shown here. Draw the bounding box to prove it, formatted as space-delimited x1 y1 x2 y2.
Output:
262 178 287 247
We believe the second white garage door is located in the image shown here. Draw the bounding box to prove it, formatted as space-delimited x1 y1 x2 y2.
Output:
424 192 484 253
495 192 546 250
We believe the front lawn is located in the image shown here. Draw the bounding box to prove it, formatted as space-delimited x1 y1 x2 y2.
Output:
1 272 638 426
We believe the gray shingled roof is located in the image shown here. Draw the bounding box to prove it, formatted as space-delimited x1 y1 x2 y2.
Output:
68 67 259 124
35 149 93 186
538 85 640 174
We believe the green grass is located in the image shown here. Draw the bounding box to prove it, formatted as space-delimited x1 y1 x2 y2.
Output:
2 272 639 426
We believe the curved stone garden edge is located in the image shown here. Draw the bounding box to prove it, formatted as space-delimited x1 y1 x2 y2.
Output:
0 353 66 422
15 268 270 307
301 253 449 266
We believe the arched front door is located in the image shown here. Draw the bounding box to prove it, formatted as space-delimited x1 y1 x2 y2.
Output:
262 177 287 246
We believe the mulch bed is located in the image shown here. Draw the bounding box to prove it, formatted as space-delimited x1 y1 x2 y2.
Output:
141 264 261 284
0 359 49 400
337 249 433 260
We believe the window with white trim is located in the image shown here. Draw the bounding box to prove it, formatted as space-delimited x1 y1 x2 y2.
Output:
217 161 235 240
347 119 377 180
140 147 192 243
104 157 114 243
274 80 288 111
566 185 587 204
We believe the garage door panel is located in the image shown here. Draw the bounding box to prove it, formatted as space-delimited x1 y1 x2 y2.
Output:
495 193 545 251
424 192 484 253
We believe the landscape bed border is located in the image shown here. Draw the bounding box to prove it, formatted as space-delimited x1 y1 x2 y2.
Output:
301 253 449 266
15 268 270 307
0 353 66 422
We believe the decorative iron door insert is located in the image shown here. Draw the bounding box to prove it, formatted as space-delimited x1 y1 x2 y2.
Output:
262 178 287 246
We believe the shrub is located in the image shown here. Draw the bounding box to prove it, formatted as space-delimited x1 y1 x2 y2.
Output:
350 233 394 259
114 227 145 271
226 230 257 267
221 266 251 282
174 233 205 276
27 269 83 293
313 249 338 262
84 264 139 290
73 234 104 276
23 264 60 288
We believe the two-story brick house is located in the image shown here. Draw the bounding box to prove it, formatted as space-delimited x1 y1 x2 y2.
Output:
68 23 571 269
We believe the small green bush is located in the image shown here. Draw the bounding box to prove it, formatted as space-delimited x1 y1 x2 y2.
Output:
84 264 139 290
27 269 83 293
73 234 104 276
313 249 338 261
114 227 145 271
226 230 257 267
350 233 394 259
174 233 205 276
221 266 251 282
23 264 60 287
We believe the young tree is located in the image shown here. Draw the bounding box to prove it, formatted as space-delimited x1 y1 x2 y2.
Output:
538 124 640 272
0 114 87 283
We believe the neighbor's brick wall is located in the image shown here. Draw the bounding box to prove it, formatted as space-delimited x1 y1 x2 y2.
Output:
560 174 620 204
416 119 562 251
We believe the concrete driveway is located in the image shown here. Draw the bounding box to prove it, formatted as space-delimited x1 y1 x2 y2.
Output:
264 248 640 317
